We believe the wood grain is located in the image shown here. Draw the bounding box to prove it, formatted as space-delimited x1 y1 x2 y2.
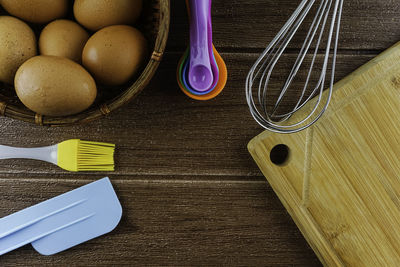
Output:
168 0 400 51
248 42 400 266
0 53 373 178
1 0 399 265
0 178 320 266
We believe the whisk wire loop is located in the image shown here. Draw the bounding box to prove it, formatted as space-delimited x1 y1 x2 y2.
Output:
246 0 344 133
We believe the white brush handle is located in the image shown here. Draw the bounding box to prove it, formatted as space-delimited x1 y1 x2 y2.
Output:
0 145 58 165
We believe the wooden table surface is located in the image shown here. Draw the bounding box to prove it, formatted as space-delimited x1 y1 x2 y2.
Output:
1 1 399 266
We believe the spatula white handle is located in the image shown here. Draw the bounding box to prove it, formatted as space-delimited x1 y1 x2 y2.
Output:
0 145 58 165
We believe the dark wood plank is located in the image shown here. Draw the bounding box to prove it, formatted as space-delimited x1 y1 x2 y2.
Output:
0 53 374 178
169 0 400 51
0 178 321 266
1 0 397 265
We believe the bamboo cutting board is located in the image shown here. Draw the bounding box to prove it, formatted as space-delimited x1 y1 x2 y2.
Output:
248 42 400 266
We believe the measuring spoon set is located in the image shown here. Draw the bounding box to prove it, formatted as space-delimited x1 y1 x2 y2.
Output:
177 0 227 100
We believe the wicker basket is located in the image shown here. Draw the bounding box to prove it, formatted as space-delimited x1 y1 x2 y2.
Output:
0 0 170 126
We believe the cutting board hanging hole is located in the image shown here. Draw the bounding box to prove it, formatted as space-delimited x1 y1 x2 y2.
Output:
269 144 290 166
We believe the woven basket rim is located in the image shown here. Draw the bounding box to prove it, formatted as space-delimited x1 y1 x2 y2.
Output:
0 0 170 126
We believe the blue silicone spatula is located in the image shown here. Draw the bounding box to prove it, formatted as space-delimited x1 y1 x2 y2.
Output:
0 177 122 255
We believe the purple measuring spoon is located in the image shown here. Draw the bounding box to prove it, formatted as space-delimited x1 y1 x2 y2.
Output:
207 0 219 90
188 0 214 92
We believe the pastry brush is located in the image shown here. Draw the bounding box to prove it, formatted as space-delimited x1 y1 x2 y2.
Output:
0 139 115 171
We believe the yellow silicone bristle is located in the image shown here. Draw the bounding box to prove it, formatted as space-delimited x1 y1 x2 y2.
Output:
57 139 115 172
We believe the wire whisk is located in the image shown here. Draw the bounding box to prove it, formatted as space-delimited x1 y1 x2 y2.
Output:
246 0 344 133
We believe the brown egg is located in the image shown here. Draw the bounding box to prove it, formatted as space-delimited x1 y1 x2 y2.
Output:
1 0 68 24
74 0 142 31
15 56 97 116
82 25 147 86
0 16 37 85
39 20 89 63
